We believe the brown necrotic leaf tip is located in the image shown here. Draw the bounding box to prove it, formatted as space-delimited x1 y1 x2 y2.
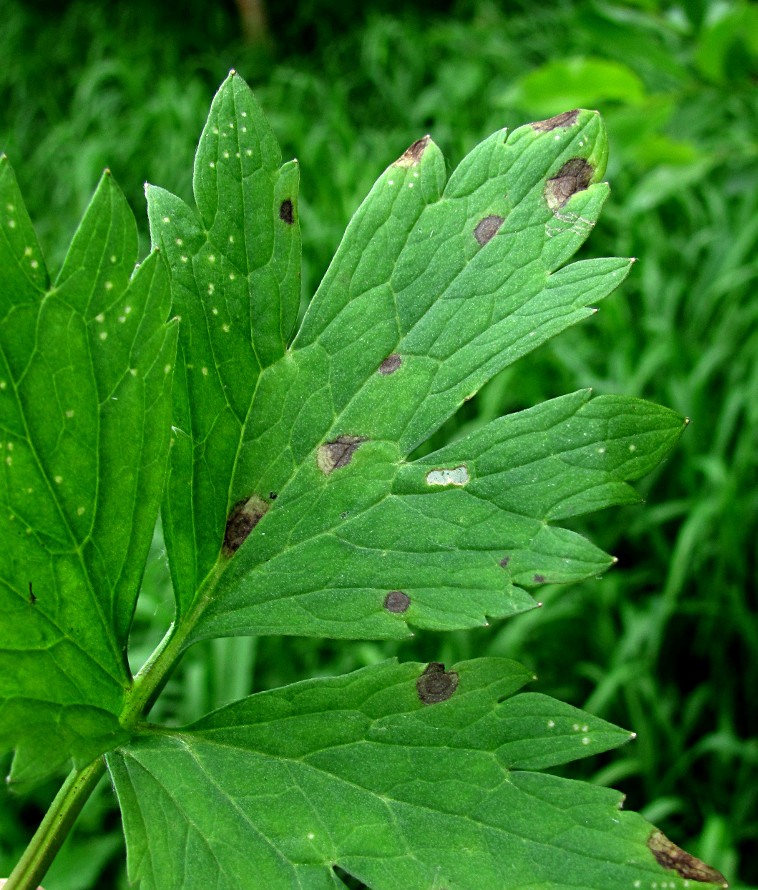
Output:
531 109 580 132
317 435 366 475
393 135 430 168
647 830 728 886
383 590 410 613
223 494 269 556
417 663 459 705
545 157 594 210
474 214 505 246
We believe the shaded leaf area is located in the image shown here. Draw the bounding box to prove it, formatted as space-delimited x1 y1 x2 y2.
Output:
0 158 176 781
154 74 681 643
197 389 684 639
108 658 723 890
146 71 301 616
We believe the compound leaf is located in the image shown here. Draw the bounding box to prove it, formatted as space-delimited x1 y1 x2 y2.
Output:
108 658 727 890
0 157 176 781
153 75 685 644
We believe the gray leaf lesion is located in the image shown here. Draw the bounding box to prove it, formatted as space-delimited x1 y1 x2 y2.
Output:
223 494 269 556
545 158 594 211
317 435 367 475
416 662 459 704
474 215 505 246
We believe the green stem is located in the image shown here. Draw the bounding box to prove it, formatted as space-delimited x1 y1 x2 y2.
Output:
3 757 106 890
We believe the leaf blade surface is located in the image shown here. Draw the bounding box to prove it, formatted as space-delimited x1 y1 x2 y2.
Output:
0 159 176 780
109 658 724 890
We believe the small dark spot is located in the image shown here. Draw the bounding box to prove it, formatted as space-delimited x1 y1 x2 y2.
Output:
474 214 505 246
279 199 294 224
531 110 581 132
317 435 367 476
28 582 36 605
378 353 402 375
647 830 727 885
545 157 594 210
340 511 349 519
499 557 510 568
223 494 269 556
269 492 277 500
393 135 430 168
383 591 410 613
417 662 459 705
533 574 546 583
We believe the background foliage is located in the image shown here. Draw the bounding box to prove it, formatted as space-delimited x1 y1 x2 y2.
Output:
0 0 756 887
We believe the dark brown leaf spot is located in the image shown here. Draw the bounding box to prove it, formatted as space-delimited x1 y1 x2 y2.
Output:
393 135 430 168
648 830 727 885
317 435 367 475
545 158 594 210
223 494 269 556
531 110 580 132
499 557 510 568
417 662 459 705
533 574 546 583
383 590 410 613
279 199 294 224
378 353 402 375
269 492 277 500
28 582 36 605
474 214 504 246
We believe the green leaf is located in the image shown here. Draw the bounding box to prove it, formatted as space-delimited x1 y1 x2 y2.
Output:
0 157 177 781
504 56 648 116
147 70 301 616
151 73 685 643
108 658 726 890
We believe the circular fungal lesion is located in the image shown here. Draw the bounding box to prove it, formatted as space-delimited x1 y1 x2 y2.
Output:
474 214 504 246
416 662 459 705
383 590 410 613
378 353 402 375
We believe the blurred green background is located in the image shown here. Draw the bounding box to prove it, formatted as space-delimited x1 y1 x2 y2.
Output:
1 0 756 886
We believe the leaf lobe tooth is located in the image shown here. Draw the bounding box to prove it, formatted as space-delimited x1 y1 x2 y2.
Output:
531 109 581 131
417 662 459 705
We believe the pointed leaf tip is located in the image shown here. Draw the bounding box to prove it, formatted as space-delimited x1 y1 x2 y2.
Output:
393 135 432 167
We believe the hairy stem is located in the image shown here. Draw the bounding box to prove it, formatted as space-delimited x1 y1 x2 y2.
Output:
3 757 106 890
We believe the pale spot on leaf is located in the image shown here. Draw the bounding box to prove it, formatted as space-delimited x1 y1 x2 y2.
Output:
425 465 470 487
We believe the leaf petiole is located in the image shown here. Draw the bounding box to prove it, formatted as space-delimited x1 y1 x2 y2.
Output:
3 757 106 890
